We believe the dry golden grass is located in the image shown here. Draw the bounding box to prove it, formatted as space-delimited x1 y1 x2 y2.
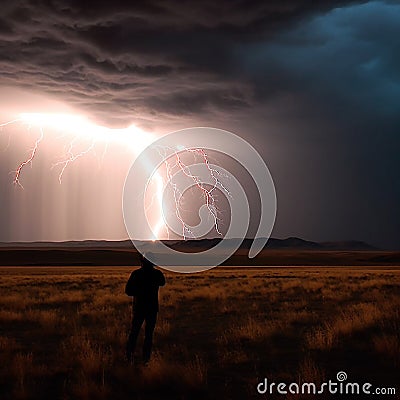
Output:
0 266 399 399
306 302 385 350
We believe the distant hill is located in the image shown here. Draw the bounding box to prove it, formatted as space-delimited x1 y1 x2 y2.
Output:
0 237 378 251
0 235 397 266
266 237 377 250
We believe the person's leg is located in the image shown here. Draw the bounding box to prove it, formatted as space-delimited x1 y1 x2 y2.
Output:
143 312 157 363
126 311 145 363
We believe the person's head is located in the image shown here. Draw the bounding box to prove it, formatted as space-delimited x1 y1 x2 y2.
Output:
140 254 155 269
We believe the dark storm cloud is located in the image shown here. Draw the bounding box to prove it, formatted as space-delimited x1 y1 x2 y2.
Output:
0 0 364 127
238 1 400 119
233 1 400 249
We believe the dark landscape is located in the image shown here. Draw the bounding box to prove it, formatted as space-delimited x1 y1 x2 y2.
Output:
1 239 399 399
0 265 399 399
0 238 399 266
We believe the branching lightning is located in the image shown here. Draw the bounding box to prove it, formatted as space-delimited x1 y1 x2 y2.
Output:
13 127 44 188
150 145 231 239
1 112 230 240
1 113 151 185
52 137 96 184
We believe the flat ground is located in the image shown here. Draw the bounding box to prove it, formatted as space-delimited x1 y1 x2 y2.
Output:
0 266 399 399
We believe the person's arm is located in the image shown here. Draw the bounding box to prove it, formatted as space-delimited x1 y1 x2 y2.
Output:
158 270 166 287
125 272 136 296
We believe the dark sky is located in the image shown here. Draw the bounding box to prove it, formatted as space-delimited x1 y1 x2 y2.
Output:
0 0 399 248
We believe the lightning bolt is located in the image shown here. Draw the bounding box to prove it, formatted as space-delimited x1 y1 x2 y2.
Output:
149 145 231 239
52 136 96 184
1 112 230 240
13 126 44 188
1 117 45 188
1 113 151 185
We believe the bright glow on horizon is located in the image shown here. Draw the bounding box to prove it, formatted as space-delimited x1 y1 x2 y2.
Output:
18 112 153 151
1 111 166 239
1 112 228 242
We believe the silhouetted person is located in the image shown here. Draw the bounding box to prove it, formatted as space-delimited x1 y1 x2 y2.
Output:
125 254 165 364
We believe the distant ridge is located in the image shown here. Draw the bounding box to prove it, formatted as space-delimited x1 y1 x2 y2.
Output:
267 237 377 250
0 237 397 266
0 237 378 251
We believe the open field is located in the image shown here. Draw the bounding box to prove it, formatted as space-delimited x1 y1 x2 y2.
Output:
0 266 399 399
0 247 399 266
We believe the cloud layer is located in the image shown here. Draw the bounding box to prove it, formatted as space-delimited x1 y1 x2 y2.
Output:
0 0 366 128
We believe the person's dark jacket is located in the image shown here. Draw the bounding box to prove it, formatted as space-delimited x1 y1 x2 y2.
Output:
125 266 165 313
